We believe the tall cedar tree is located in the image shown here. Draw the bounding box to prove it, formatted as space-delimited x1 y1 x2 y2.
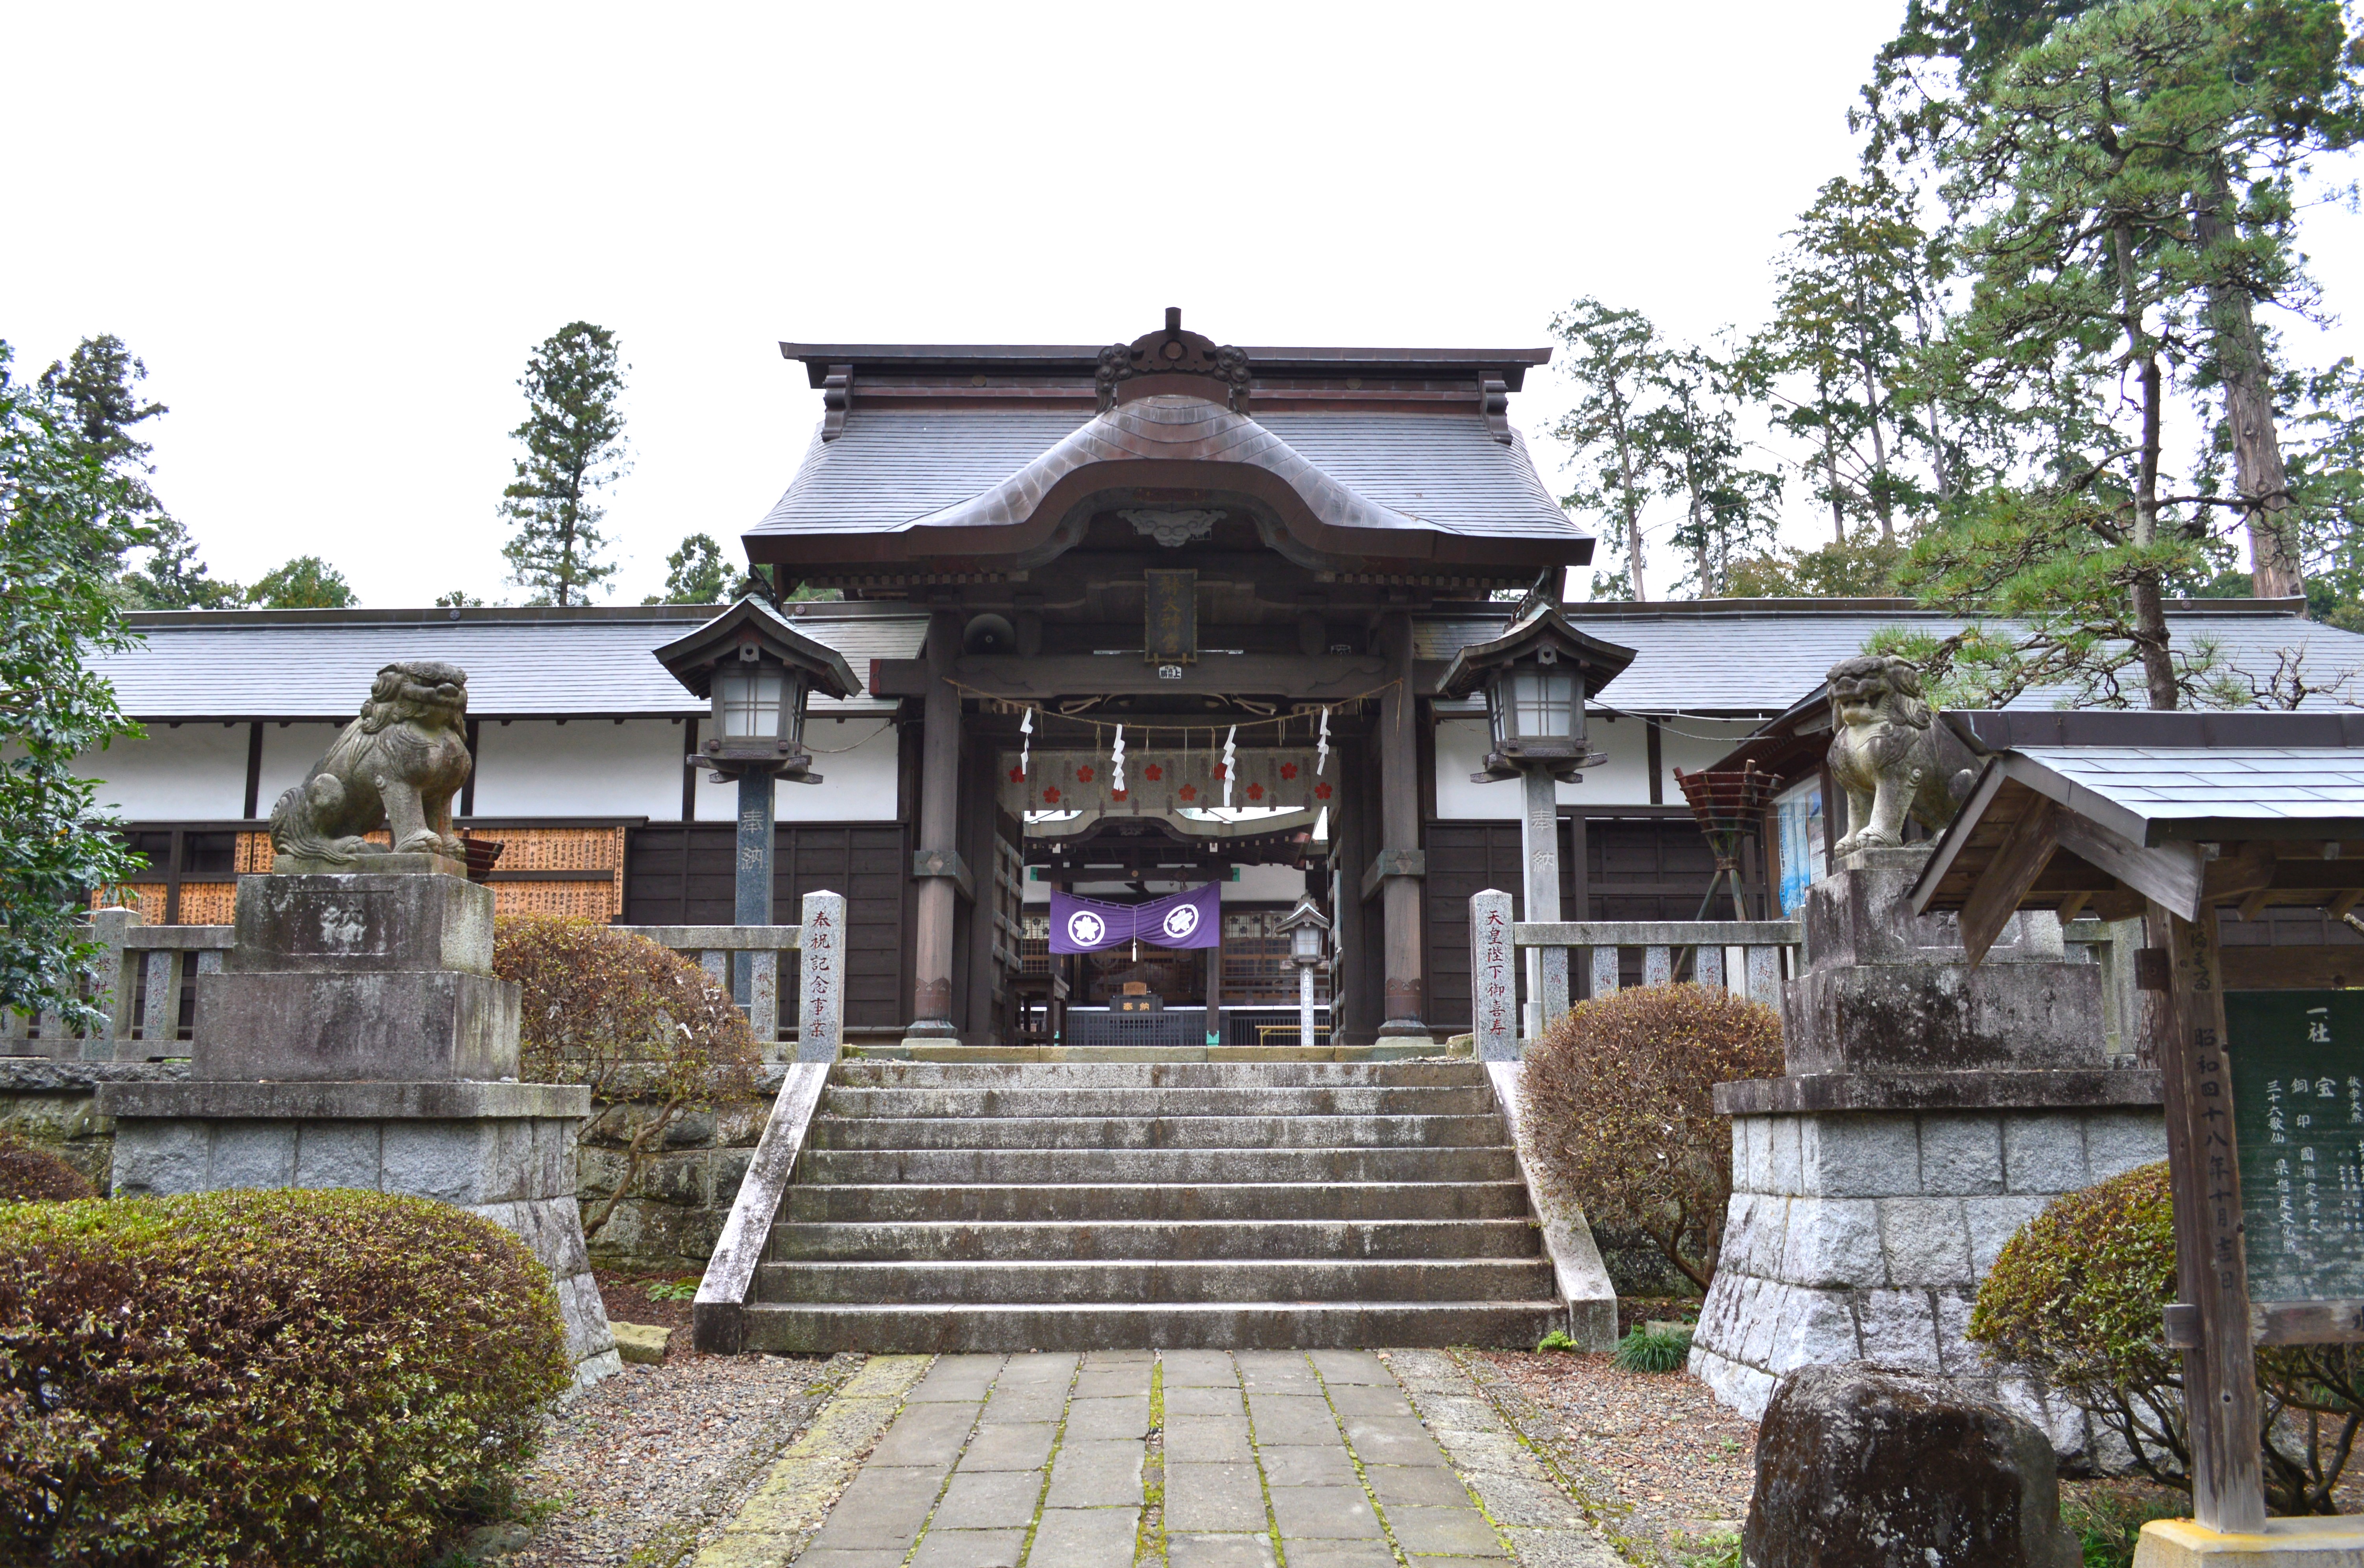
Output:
0 342 149 1024
1643 348 1784 597
38 336 239 608
500 323 629 606
1551 300 1667 601
1868 0 2363 607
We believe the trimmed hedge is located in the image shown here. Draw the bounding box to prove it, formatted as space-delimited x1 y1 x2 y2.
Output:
1972 1162 2364 1514
0 1132 92 1202
1521 982 1785 1292
0 1188 570 1565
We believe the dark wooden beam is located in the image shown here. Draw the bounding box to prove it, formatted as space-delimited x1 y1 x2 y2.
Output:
1962 796 2061 965
871 653 1410 702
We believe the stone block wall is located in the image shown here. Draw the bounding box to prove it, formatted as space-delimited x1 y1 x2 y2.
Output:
1691 1105 2164 1460
0 1058 776 1278
112 1109 622 1387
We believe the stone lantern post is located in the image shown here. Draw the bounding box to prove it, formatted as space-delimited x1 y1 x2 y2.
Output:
1276 892 1332 1048
654 597 860 1000
1437 599 1635 1039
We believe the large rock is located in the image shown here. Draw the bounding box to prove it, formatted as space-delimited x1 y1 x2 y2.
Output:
1744 1364 2080 1568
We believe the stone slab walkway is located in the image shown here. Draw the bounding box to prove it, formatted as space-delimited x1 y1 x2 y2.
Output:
696 1349 1621 1568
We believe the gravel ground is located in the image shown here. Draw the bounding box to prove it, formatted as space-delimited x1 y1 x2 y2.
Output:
506 1344 859 1567
1471 1350 1758 1566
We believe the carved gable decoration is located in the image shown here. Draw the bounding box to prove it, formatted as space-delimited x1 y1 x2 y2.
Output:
1097 307 1252 414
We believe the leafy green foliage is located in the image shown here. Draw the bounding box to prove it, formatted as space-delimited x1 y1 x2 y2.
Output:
1521 984 1784 1292
1535 1329 1577 1352
0 342 150 1028
434 589 487 609
245 554 355 608
120 518 242 608
644 534 731 605
1613 1323 1695 1373
0 1188 569 1564
1971 1161 2364 1514
493 916 757 1239
1724 530 1908 598
500 322 629 607
2061 1482 2190 1568
643 1276 700 1302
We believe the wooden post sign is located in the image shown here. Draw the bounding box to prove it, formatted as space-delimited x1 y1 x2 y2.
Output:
1470 889 1517 1061
797 889 846 1063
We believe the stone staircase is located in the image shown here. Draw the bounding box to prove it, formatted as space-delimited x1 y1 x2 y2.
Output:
737 1059 1563 1352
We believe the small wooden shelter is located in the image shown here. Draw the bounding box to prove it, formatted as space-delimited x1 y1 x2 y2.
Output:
1913 709 2364 1535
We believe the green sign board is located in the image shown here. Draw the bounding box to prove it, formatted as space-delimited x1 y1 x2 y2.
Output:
2228 990 2364 1302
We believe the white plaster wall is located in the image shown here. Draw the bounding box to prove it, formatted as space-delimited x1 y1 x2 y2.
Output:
79 723 250 819
472 720 687 819
775 716 901 823
1434 714 1768 819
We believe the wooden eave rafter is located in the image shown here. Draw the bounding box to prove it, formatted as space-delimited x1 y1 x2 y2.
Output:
1914 764 2364 964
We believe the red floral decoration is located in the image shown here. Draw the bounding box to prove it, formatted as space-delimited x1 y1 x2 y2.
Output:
1111 790 1127 801
1007 767 1025 784
1280 763 1298 780
1314 782 1334 801
1076 766 1095 783
1143 764 1163 781
1178 785 1198 802
1247 783 1265 801
1042 787 1062 804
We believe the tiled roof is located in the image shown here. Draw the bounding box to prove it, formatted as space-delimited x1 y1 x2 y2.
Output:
747 407 1580 542
2021 747 2364 831
89 606 920 720
1416 601 2364 716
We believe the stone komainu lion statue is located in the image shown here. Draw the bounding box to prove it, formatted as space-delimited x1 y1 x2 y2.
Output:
1826 654 1978 858
269 661 472 869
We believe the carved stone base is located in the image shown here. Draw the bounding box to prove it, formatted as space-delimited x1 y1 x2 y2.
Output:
270 851 468 878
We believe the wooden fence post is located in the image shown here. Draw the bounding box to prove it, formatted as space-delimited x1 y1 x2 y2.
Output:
798 890 846 1064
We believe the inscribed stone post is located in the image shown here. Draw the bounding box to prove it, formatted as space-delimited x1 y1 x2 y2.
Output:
797 889 846 1063
1470 889 1517 1061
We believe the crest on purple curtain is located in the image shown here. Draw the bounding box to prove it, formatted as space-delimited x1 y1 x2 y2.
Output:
1048 883 1221 953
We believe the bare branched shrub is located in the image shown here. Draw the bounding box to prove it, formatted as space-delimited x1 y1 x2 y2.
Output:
493 916 758 1238
1520 982 1784 1293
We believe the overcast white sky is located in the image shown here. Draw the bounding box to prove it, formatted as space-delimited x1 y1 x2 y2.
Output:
8 3 2360 606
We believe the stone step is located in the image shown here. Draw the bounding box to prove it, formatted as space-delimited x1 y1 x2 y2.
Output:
736 1300 1563 1353
764 1218 1545 1263
818 1084 1498 1119
829 1061 1489 1089
778 1180 1536 1224
754 1257 1555 1305
846 1043 1465 1064
796 1145 1521 1186
803 1113 1510 1151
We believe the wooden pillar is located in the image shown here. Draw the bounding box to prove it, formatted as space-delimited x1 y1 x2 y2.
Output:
1376 613 1426 1037
960 740 998 1045
907 611 963 1040
2150 901 2266 1533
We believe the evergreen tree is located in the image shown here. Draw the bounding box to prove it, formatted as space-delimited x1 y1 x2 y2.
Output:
643 534 731 605
434 589 486 608
246 556 355 608
0 342 150 1025
1643 348 1784 597
120 518 243 608
1550 300 1670 600
499 322 629 606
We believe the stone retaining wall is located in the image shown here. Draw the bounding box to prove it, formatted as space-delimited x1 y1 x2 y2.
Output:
1692 1104 2165 1459
0 1058 773 1276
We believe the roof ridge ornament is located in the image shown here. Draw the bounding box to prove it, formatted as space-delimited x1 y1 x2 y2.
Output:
1096 307 1252 414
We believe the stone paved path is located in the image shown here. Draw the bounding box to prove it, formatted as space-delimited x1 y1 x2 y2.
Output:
697 1349 1620 1568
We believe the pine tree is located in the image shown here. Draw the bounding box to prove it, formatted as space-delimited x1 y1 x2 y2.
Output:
246 556 355 608
644 534 731 605
499 322 629 606
1550 300 1668 600
1643 348 1783 597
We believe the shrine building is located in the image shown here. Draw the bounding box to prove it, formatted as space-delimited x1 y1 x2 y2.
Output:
74 312 2364 1050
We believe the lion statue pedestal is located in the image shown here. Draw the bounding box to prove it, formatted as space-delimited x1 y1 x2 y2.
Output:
95 662 620 1387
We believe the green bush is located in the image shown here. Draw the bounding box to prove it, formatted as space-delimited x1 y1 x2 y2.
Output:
1614 1323 1695 1374
0 1130 93 1202
1521 983 1785 1292
0 1188 570 1565
1971 1162 2364 1514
